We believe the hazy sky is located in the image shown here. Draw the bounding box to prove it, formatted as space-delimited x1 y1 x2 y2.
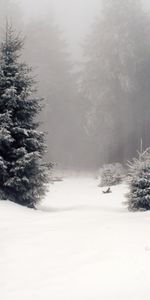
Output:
19 0 150 59
20 0 150 29
21 0 101 30
20 0 101 59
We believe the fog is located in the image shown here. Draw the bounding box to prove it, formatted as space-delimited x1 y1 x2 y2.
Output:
21 0 101 34
20 0 101 60
21 0 150 59
1 0 150 170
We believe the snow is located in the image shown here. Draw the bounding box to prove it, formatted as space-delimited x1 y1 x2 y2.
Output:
1 177 150 299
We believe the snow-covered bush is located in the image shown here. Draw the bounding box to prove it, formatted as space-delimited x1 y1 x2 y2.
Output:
99 163 125 187
126 148 150 211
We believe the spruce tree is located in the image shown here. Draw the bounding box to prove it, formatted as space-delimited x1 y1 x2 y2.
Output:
127 148 150 211
0 25 51 208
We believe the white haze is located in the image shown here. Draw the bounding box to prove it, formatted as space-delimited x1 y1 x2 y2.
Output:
20 0 150 60
20 0 101 59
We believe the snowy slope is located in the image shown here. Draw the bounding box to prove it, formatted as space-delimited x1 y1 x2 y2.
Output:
1 177 150 300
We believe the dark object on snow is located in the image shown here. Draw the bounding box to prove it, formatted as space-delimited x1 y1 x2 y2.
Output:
51 177 63 183
102 187 112 194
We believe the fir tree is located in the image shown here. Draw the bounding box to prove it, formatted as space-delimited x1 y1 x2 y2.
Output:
0 25 52 208
126 147 150 211
100 163 124 187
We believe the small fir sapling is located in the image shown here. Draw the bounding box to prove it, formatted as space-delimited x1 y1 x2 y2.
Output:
99 163 125 190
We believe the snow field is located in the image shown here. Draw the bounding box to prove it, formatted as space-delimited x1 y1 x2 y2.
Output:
0 177 150 299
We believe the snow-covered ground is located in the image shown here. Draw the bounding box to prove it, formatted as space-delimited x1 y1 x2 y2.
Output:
1 177 150 300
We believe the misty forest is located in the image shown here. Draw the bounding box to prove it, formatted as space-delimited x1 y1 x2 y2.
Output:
1 0 150 299
2 0 150 171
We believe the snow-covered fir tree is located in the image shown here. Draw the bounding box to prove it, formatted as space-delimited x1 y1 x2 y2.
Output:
100 163 124 187
0 25 52 208
126 148 150 211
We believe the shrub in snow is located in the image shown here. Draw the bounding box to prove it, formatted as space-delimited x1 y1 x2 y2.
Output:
126 148 150 211
99 163 125 187
0 25 52 208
